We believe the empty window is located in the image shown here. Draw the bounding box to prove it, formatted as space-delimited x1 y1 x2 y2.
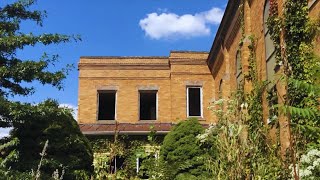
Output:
236 51 243 88
264 0 277 83
187 87 202 117
98 90 116 120
139 90 157 120
110 156 125 174
219 80 223 98
136 157 148 178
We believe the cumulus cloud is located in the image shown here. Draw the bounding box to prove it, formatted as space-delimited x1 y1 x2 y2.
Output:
139 7 224 40
59 103 78 121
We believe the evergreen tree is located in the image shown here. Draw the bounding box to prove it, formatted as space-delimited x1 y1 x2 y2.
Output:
160 118 209 180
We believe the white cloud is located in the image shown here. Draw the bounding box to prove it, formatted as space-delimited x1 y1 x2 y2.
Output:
201 7 224 24
59 103 78 121
139 7 224 40
0 128 11 138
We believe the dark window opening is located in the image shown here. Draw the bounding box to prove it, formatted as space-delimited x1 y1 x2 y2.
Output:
137 157 149 179
110 156 125 174
219 80 223 98
139 91 157 120
98 91 116 120
188 87 202 117
264 0 278 85
236 51 243 88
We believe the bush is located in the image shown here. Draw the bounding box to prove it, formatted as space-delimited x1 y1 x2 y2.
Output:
160 118 209 179
0 100 93 179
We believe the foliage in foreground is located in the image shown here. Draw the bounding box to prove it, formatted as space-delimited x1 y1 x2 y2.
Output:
90 132 164 180
0 0 90 178
160 118 209 180
0 0 78 102
198 98 284 179
297 149 320 179
0 100 93 179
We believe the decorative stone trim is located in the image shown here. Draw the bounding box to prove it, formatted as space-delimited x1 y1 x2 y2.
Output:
137 85 159 90
225 12 241 50
185 81 203 86
96 85 118 91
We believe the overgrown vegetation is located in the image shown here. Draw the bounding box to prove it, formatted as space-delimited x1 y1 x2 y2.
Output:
199 98 283 179
0 100 93 179
267 0 320 178
0 0 93 179
160 118 209 180
89 119 208 180
267 0 320 147
1 0 319 179
198 0 320 179
89 130 164 179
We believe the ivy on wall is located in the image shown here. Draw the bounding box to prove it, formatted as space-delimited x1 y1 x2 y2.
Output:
267 0 320 149
233 0 320 178
89 130 164 179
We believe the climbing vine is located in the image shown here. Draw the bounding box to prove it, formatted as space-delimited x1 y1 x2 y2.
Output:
89 132 163 179
267 0 320 149
267 0 282 64
266 0 320 179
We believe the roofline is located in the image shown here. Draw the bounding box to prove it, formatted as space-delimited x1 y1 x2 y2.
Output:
80 51 209 60
170 50 209 54
80 56 168 59
207 0 240 69
78 123 174 125
82 131 170 135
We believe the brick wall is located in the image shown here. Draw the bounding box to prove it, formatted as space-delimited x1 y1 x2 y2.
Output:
207 0 319 154
78 52 214 125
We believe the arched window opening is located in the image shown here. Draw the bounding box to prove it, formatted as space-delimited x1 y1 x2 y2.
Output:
219 79 223 98
264 0 277 84
236 50 243 88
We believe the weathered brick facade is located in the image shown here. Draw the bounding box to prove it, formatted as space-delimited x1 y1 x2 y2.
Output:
78 0 319 136
207 0 319 152
78 51 214 134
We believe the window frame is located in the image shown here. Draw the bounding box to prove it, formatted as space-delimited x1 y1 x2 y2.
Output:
218 79 223 98
264 0 278 84
138 90 158 121
97 90 117 121
186 86 203 118
236 50 243 88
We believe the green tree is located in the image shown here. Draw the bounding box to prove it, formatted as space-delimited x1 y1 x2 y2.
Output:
160 118 209 180
0 0 93 178
0 0 77 102
1 100 93 179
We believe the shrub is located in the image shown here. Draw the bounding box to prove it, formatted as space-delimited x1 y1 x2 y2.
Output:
160 118 209 179
296 148 320 179
0 100 93 179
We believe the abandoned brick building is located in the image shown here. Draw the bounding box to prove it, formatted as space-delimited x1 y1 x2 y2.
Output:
78 0 320 150
78 51 214 134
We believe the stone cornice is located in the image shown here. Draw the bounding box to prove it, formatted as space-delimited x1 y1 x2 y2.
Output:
208 0 240 69
212 51 224 78
225 11 241 50
80 56 168 59
169 59 207 65
78 64 170 70
171 72 212 75
79 77 170 80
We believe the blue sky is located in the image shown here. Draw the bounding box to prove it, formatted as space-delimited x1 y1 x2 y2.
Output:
0 0 227 137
